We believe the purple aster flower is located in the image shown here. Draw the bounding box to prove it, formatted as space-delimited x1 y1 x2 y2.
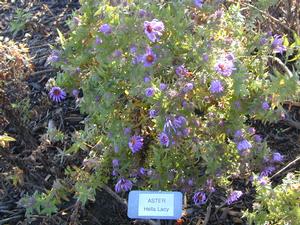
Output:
95 95 100 102
234 130 244 141
132 55 143 64
182 100 188 109
143 48 157 67
144 19 165 42
175 65 188 78
128 135 143 153
95 37 103 45
144 76 151 83
188 179 194 186
262 101 270 111
112 159 119 168
272 152 284 163
72 89 79 97
99 24 112 35
206 179 216 193
130 44 137 54
112 169 118 176
248 127 256 135
202 53 209 62
149 109 158 118
237 139 252 151
114 144 119 153
193 191 207 206
280 112 287 120
260 166 275 177
49 86 66 103
113 49 122 58
209 80 224 94
182 128 190 136
225 52 235 61
159 83 167 91
114 178 133 193
182 83 194 93
267 31 273 37
258 175 268 186
226 190 243 205
139 167 146 175
158 132 170 147
173 116 187 129
75 67 81 73
214 58 236 77
194 0 204 8
138 9 147 18
164 117 177 133
271 35 286 54
145 87 155 97
124 127 131 135
253 134 262 142
260 37 268 46
47 50 61 64
214 9 224 19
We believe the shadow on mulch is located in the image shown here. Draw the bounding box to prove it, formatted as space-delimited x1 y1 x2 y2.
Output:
82 191 132 225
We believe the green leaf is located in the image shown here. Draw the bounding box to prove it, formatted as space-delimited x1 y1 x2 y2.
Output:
0 135 16 142
57 29 66 48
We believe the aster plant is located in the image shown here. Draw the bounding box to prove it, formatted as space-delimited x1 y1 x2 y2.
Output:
42 0 300 220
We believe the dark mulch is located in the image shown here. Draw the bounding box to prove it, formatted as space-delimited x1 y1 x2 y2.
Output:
0 1 299 225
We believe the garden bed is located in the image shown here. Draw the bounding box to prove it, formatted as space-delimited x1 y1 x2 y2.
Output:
0 1 299 225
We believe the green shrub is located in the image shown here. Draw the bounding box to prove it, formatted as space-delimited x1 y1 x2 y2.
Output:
244 173 300 225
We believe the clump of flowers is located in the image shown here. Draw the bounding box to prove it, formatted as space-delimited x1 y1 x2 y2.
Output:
244 173 300 225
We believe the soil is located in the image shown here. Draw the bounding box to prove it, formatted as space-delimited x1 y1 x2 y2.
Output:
0 1 299 225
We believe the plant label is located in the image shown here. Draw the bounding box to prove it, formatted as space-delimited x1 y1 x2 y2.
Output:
127 191 182 219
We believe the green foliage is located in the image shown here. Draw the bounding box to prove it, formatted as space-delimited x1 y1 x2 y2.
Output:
244 173 300 225
11 97 31 125
47 125 65 143
10 9 32 36
19 180 69 217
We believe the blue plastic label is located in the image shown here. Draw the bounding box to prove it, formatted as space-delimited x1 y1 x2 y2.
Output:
127 191 182 220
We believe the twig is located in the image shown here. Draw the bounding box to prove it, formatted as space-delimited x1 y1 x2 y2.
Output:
30 43 54 49
203 203 212 225
0 215 22 225
271 155 300 179
283 118 300 130
102 184 127 207
31 69 55 76
267 56 294 78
